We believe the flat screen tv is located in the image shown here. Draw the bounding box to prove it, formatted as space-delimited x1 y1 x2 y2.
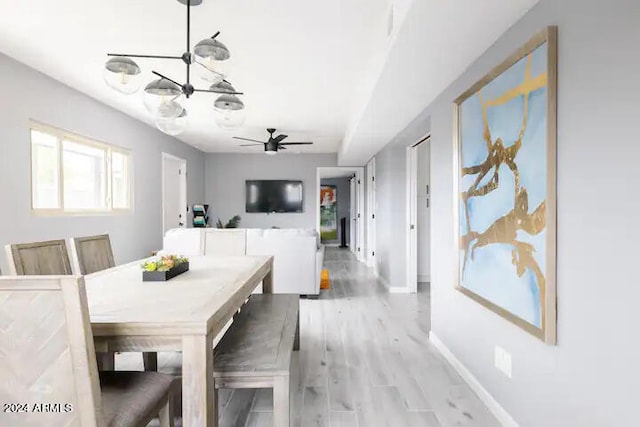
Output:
245 180 304 213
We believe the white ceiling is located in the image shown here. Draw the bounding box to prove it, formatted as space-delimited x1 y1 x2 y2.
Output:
0 0 538 162
339 0 540 165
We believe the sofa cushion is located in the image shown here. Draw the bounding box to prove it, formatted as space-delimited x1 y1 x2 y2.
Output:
260 228 321 249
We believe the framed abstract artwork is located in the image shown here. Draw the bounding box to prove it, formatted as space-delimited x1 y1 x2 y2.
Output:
320 185 338 241
454 27 557 344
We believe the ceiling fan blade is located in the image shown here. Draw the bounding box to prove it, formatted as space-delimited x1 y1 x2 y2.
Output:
233 137 266 143
239 144 263 147
273 134 288 143
279 142 313 145
278 145 287 150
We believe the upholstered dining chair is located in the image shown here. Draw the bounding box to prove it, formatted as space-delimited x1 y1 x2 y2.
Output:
4 239 72 275
70 233 158 372
0 275 175 427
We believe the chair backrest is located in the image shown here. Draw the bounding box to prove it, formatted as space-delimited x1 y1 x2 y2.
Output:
0 276 103 426
70 234 115 275
5 239 72 275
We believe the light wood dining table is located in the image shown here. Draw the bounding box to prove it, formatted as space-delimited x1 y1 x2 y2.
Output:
84 255 274 427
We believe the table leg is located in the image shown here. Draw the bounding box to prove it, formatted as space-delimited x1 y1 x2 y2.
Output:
263 260 274 294
182 334 216 427
97 352 114 371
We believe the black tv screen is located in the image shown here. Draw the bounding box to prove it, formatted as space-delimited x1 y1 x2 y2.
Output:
245 180 304 213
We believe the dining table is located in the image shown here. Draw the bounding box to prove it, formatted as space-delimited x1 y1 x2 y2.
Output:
84 254 274 427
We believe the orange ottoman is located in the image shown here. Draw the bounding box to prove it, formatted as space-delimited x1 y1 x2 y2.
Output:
320 269 330 289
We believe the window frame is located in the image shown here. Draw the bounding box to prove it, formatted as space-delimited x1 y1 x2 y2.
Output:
30 121 133 216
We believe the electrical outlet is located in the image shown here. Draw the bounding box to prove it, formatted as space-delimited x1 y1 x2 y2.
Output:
494 345 512 378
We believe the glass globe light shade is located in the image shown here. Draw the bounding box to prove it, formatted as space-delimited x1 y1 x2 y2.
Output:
143 79 185 119
213 94 245 129
103 57 142 94
265 150 277 156
194 38 230 84
209 81 236 94
155 110 188 136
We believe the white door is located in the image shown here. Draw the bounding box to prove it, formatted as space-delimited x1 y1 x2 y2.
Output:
162 153 187 234
407 145 418 292
357 169 365 263
417 142 431 283
350 176 357 254
407 136 430 292
366 158 377 272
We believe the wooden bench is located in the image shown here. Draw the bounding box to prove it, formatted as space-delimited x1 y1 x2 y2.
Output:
214 294 300 427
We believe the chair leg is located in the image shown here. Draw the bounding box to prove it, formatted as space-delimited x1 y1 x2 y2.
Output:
97 352 115 371
273 376 290 427
143 352 158 371
158 394 174 427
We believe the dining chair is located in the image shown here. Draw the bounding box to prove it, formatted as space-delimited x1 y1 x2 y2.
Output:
70 233 158 372
4 239 72 275
0 275 175 427
70 234 116 275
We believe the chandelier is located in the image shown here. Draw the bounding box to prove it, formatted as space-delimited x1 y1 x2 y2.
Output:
103 0 245 135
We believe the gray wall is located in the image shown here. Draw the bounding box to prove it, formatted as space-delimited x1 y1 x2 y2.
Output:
0 53 205 273
320 177 351 244
375 0 639 425
205 153 337 229
373 142 409 288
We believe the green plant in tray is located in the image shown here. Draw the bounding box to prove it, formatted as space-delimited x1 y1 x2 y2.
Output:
141 255 189 272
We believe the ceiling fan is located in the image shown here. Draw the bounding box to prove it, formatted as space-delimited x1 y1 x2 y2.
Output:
233 128 313 155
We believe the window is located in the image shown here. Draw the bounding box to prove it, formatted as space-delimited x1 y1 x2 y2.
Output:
30 123 132 214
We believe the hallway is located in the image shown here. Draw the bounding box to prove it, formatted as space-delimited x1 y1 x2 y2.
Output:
218 247 498 426
141 247 498 426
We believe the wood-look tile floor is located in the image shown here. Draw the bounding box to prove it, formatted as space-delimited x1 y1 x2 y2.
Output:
126 247 499 427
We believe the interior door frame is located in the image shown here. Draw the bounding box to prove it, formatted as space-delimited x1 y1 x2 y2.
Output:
316 167 365 262
406 135 430 293
161 152 187 234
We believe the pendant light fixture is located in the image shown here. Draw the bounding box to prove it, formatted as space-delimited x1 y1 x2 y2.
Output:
104 57 142 94
155 110 188 136
143 78 185 119
210 81 246 129
103 0 245 135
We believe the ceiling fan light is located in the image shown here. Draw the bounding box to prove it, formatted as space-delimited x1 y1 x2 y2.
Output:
104 57 142 94
194 38 230 81
143 78 185 119
265 151 277 156
155 110 188 136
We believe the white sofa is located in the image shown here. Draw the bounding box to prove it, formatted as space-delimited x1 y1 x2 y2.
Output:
161 228 324 297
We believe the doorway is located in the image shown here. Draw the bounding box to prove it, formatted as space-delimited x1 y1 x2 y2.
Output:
316 167 365 263
407 135 431 292
162 153 187 234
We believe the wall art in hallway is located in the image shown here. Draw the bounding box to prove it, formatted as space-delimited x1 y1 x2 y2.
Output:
454 27 557 344
320 185 338 241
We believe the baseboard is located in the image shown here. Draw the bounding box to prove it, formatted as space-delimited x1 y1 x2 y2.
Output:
417 274 431 283
378 275 413 294
429 332 519 427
